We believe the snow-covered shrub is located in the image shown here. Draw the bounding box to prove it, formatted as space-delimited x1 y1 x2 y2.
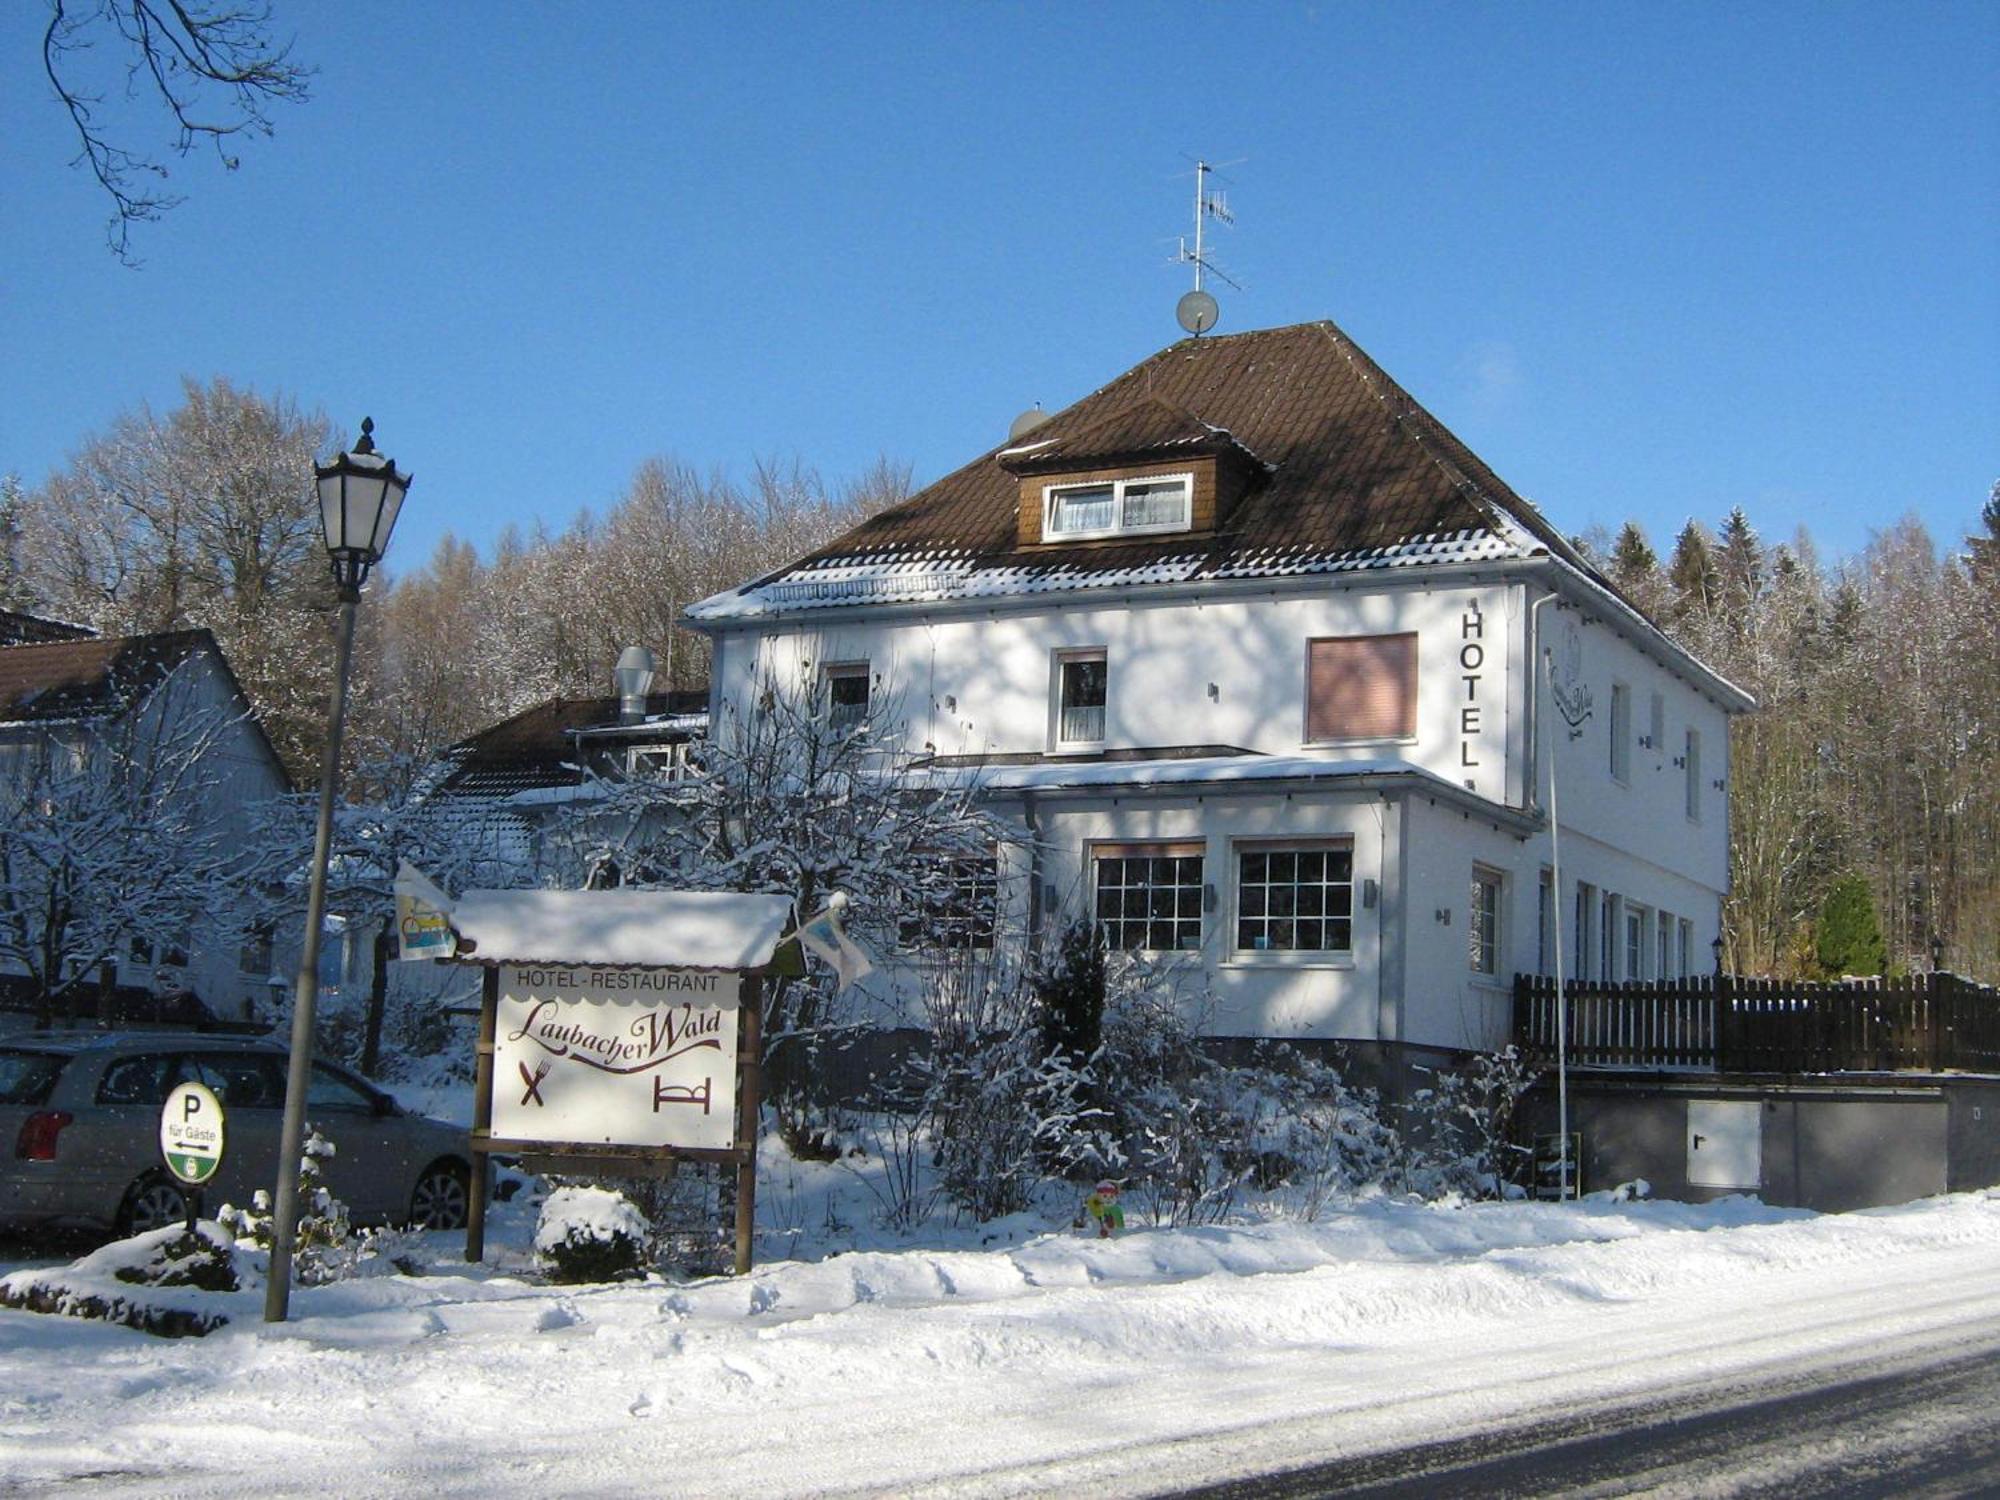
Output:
918 950 1107 1224
1092 971 1242 1226
1397 1046 1540 1199
535 1186 650 1284
113 1224 240 1293
0 1223 238 1337
218 1124 358 1285
1223 1044 1400 1218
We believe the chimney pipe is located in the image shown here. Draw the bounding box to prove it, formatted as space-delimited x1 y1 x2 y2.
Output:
614 646 656 724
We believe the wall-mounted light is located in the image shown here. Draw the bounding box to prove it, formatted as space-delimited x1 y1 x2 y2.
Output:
1362 878 1379 909
1207 682 1219 701
1435 908 1453 925
1203 882 1217 913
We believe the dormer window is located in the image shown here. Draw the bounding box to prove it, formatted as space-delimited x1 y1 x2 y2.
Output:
1043 473 1192 541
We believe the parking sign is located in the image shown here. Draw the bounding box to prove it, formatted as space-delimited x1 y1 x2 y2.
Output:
159 1082 227 1185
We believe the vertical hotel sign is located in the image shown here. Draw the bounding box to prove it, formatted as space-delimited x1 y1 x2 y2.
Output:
492 966 739 1152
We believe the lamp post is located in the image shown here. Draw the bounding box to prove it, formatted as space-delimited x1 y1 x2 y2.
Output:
265 418 409 1323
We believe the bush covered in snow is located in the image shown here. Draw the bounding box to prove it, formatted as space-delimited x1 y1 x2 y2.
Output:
535 1186 651 1283
218 1124 361 1286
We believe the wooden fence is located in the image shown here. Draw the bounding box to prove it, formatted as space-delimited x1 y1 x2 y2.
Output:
1513 972 2000 1075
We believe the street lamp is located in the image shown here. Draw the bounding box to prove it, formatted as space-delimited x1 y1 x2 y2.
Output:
265 418 410 1323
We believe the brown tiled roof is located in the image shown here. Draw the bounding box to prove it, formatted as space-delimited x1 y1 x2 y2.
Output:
435 690 709 798
0 630 215 724
0 608 94 646
721 319 1596 594
996 396 1256 476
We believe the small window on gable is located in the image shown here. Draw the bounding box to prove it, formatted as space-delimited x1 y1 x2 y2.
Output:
1044 474 1192 541
826 663 870 730
1306 634 1417 743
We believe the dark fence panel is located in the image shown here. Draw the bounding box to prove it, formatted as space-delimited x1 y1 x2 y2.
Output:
1514 972 2000 1075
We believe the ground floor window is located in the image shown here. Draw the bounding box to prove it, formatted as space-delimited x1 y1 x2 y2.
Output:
1094 842 1204 952
1657 911 1674 980
1470 866 1503 976
900 854 999 950
1624 904 1647 981
1235 843 1353 956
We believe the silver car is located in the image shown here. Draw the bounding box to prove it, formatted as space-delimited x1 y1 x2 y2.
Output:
0 1030 473 1238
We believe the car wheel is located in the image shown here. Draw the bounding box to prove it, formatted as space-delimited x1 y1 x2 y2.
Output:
409 1159 470 1230
117 1171 189 1238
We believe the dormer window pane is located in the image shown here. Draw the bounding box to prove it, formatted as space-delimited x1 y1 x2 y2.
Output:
1121 480 1186 530
1049 485 1115 535
1044 475 1192 540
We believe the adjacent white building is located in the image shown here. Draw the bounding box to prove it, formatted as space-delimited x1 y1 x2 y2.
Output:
687 321 1753 1079
0 615 292 1022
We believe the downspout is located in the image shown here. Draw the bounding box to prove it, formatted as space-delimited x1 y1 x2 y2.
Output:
1021 788 1045 957
1528 588 1571 1200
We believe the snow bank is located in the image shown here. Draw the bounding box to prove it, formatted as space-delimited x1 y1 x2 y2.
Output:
3 1191 1998 1497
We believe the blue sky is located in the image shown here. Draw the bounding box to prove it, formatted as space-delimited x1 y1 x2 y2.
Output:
3 2 1994 577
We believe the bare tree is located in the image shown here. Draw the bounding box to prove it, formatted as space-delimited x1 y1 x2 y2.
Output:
0 658 279 1022
23 377 338 775
42 0 311 262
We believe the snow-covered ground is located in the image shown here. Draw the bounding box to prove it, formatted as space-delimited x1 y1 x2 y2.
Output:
5 1171 1999 1498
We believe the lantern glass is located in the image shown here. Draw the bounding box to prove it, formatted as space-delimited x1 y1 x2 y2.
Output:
314 441 410 586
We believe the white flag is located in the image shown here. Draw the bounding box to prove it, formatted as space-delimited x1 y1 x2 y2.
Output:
797 891 875 992
393 860 456 961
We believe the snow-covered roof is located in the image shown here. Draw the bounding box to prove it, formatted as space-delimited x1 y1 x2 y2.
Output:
450 889 796 970
688 530 1518 621
908 753 1541 832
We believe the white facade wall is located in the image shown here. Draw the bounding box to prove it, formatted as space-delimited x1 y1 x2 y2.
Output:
704 567 1745 1057
1537 608 1732 894
715 579 1525 806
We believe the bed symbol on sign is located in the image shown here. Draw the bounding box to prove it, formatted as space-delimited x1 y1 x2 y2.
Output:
653 1076 712 1116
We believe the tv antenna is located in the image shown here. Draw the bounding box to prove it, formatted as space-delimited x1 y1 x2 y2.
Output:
1175 157 1242 335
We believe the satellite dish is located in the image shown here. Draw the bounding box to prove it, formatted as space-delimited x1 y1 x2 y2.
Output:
1177 289 1220 335
1008 405 1052 442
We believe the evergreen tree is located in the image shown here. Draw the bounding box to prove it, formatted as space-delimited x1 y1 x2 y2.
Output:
1608 521 1666 620
1815 874 1888 978
1667 520 1719 624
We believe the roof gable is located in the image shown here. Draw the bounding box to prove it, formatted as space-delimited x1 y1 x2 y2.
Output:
692 319 1600 619
0 630 212 725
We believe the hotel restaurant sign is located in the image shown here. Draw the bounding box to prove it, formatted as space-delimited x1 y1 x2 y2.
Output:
495 964 736 1153
446 888 800 1273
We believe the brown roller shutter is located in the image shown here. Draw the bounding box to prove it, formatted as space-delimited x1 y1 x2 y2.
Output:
1307 633 1417 742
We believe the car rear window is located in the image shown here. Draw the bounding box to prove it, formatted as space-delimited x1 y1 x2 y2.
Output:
0 1049 68 1106
97 1052 186 1106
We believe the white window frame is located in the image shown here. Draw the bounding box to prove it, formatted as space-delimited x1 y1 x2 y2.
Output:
1624 903 1648 982
1051 648 1108 750
1230 839 1356 965
824 661 871 730
1470 865 1504 979
1656 910 1674 981
1685 728 1702 822
1610 681 1632 784
1092 841 1205 953
626 742 695 782
1042 472 1194 542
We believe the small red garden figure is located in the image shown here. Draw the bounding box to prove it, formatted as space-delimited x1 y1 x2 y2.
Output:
1084 1180 1125 1238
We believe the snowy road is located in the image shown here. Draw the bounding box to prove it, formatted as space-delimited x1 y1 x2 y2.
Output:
4 1192 1999 1497
1183 1314 2000 1496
